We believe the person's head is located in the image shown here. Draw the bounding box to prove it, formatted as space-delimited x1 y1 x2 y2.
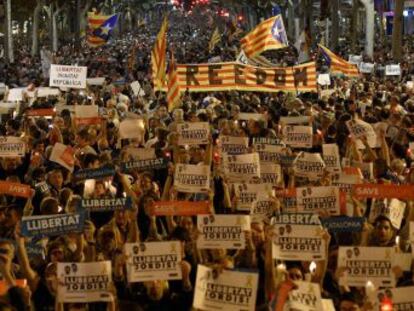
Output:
0 240 15 264
33 139 45 154
76 128 90 147
286 262 304 281
114 209 128 229
83 153 100 169
156 105 168 119
40 197 60 215
144 280 168 301
339 292 362 311
44 262 58 295
251 222 265 248
179 216 194 233
373 215 395 246
47 241 65 263
4 205 23 228
139 173 153 193
47 168 64 190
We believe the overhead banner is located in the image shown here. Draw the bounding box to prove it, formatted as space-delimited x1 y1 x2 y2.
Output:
193 265 258 311
21 211 86 237
171 62 317 93
337 246 396 287
149 200 211 216
121 158 168 173
0 180 32 198
174 164 210 193
80 197 133 212
177 122 210 145
49 64 87 89
353 184 414 200
223 153 261 182
197 215 251 249
0 137 25 157
73 166 116 181
57 261 112 303
124 241 182 282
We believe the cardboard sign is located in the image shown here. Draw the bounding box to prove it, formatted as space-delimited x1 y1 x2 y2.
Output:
74 105 100 126
320 216 365 233
21 211 86 237
80 197 132 212
272 224 326 261
149 200 211 216
271 213 321 226
57 261 112 303
49 64 87 89
293 152 326 180
49 143 75 172
86 77 105 86
218 135 249 155
177 122 210 145
174 164 210 193
283 125 313 148
377 286 414 311
119 119 145 140
73 166 116 181
121 158 168 173
197 215 251 249
368 198 405 229
359 62 375 74
223 153 260 182
296 186 343 216
337 246 396 287
0 136 25 157
0 180 32 198
193 265 258 311
385 64 401 76
353 184 414 200
317 73 331 86
322 144 341 174
124 241 182 282
260 163 283 186
286 281 323 311
234 183 273 212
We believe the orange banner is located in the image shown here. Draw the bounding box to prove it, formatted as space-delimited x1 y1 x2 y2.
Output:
0 279 27 296
149 201 211 216
353 184 414 199
25 108 56 117
0 180 32 198
74 117 102 126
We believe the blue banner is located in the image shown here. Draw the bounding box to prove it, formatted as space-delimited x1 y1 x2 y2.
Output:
73 166 116 181
80 197 133 212
320 216 365 233
121 158 168 173
21 211 87 238
272 213 321 225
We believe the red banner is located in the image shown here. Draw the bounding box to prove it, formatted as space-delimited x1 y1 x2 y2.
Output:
25 108 56 117
149 201 211 216
353 184 414 199
0 181 32 198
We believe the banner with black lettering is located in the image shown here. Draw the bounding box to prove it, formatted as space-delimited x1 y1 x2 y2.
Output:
73 166 116 181
293 152 326 180
0 137 25 157
260 163 283 186
174 164 210 193
174 62 317 93
218 135 249 155
121 158 168 173
368 198 405 229
377 287 414 311
80 197 132 212
322 144 341 175
124 241 182 282
193 265 258 311
333 174 361 194
272 224 326 261
223 153 260 182
296 186 344 215
283 125 313 148
251 195 275 223
197 215 251 249
286 281 323 311
57 261 112 303
177 122 210 145
234 182 273 212
255 144 285 163
337 246 396 287
21 211 86 237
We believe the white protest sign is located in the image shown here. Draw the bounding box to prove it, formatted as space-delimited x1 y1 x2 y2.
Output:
297 186 342 216
283 125 313 148
317 73 331 86
293 152 326 180
223 153 261 182
86 77 105 86
74 105 100 126
57 261 112 303
369 198 405 229
322 144 341 174
348 55 362 65
337 246 396 287
124 147 155 161
346 119 377 148
333 173 361 194
36 87 60 97
218 135 249 155
280 116 311 125
119 119 145 140
177 122 210 145
287 281 323 311
377 286 414 311
251 195 275 223
320 89 336 98
49 64 87 89
7 88 24 102
237 113 266 122
197 215 250 249
234 183 273 212
407 81 414 89
272 224 326 261
124 241 182 282
255 144 285 163
0 137 25 157
174 164 210 193
385 64 401 76
193 265 258 311
130 81 145 96
260 163 283 186
236 51 249 65
50 143 75 172
359 62 375 74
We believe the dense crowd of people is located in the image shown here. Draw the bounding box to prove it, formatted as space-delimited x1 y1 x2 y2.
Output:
0 8 413 311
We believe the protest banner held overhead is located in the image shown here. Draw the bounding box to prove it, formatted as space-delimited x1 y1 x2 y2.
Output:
49 64 87 89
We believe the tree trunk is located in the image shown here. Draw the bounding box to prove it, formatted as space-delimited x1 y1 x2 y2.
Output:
360 0 374 59
31 0 42 56
304 0 314 44
350 0 359 53
287 1 295 41
79 0 92 41
52 6 63 52
5 0 13 63
331 0 339 50
392 0 404 62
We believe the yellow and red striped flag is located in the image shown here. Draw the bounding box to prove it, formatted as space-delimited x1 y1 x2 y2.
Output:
151 17 168 91
209 27 221 53
319 44 359 77
240 15 288 58
87 12 118 47
167 51 181 112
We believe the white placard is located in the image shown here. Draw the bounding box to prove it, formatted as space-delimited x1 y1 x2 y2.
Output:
287 281 323 311
317 73 331 86
333 174 361 194
234 183 273 212
251 195 275 223
197 215 251 249
49 143 75 172
0 137 25 157
177 122 210 145
348 55 362 65
255 144 285 163
57 261 112 303
260 163 283 186
49 64 87 89
237 113 266 122
368 198 405 229
7 88 24 102
174 164 210 193
280 116 311 125
119 119 145 140
124 147 155 161
130 81 145 96
36 87 60 97
359 62 375 74
346 119 377 148
296 186 342 216
385 64 401 76
293 152 326 180
283 125 313 148
74 105 100 125
124 241 182 282
87 77 105 86
337 246 396 287
377 286 414 311
322 144 341 174
322 299 336 311
218 135 249 155
193 265 258 311
223 153 261 182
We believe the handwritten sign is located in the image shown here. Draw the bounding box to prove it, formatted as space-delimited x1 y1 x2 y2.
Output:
49 143 75 172
368 198 405 229
49 64 87 89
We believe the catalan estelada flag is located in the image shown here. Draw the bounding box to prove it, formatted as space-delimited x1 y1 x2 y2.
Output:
319 44 360 77
209 27 221 53
167 50 181 112
151 17 168 91
87 13 118 47
240 15 288 58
